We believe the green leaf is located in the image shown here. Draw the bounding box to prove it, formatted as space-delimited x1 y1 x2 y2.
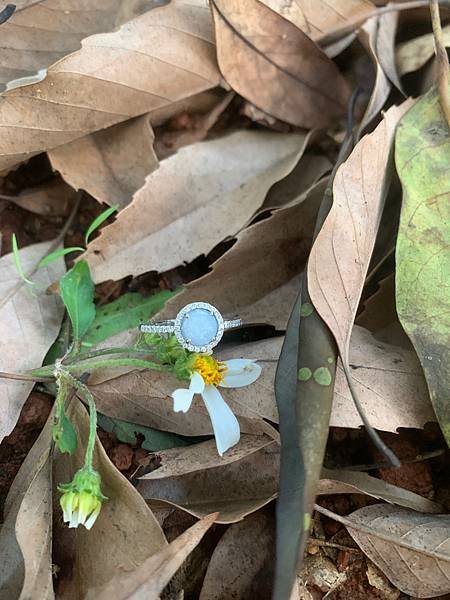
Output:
83 289 180 347
97 414 199 451
85 205 118 246
395 86 450 446
273 159 350 598
38 247 84 268
53 413 78 454
60 260 96 341
11 234 34 285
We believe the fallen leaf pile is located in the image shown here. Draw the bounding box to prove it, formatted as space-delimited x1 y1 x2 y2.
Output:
0 1 449 599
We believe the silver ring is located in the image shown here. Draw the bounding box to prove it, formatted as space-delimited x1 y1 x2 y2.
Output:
140 301 242 353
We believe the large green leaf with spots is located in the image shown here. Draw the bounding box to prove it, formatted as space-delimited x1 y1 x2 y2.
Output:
395 87 450 445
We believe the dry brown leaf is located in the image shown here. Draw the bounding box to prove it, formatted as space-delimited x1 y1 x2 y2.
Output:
308 102 412 366
90 363 278 439
83 131 307 283
319 468 440 514
49 114 158 208
139 443 279 523
211 0 350 128
0 240 65 442
48 90 221 208
320 504 450 598
356 273 396 331
261 151 331 211
375 4 403 92
199 510 274 600
259 0 374 43
86 513 217 600
53 399 167 597
0 410 54 600
396 24 450 76
0 0 220 173
156 179 324 323
141 434 274 480
4 179 77 216
0 0 155 90
357 16 393 135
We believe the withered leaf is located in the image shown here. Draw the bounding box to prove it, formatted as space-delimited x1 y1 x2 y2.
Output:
259 0 374 43
83 131 307 283
0 0 220 173
0 410 54 600
0 0 153 90
307 102 412 369
199 510 274 600
211 0 350 128
86 513 217 600
49 114 158 208
0 241 65 443
54 400 167 597
323 504 450 598
139 443 279 523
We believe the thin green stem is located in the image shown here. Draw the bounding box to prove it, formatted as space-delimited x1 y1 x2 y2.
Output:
30 357 168 378
64 346 153 364
61 371 97 470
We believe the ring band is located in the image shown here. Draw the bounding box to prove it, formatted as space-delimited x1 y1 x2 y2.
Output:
140 302 242 353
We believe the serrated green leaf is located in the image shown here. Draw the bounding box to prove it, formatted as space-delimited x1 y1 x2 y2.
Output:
97 414 198 451
395 86 450 446
38 246 84 268
85 205 118 246
83 289 180 347
60 260 96 341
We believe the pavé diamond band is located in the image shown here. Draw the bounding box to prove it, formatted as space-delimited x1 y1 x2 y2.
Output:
140 302 242 353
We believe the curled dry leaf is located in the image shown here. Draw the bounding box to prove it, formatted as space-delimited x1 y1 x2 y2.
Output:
0 410 54 600
83 131 307 283
259 0 374 43
4 179 78 216
0 240 65 442
0 0 154 90
0 0 220 173
319 503 450 598
396 24 450 76
141 434 274 480
156 179 324 322
138 442 279 523
53 399 167 597
211 0 350 128
395 86 450 446
86 513 217 600
357 16 393 136
49 114 158 208
199 510 275 600
307 102 413 392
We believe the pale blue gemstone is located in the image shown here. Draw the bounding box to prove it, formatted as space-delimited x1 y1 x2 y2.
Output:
181 308 218 346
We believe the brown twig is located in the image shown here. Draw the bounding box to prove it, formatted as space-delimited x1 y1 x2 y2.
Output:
320 0 450 46
430 0 450 128
307 537 361 553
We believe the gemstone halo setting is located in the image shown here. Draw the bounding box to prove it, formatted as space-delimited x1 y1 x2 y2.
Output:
174 302 224 353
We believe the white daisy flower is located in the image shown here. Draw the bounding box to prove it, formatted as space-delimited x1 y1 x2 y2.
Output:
172 355 262 456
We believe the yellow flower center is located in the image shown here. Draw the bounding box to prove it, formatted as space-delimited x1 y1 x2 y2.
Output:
193 355 227 386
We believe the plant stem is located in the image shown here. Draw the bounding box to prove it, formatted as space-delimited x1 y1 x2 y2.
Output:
30 357 168 378
61 372 97 470
65 346 153 364
0 370 52 383
430 0 450 129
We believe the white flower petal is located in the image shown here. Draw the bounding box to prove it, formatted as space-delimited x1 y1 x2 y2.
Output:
190 371 206 394
84 505 101 530
172 372 205 412
220 359 262 388
69 509 80 528
201 385 240 456
172 388 195 412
